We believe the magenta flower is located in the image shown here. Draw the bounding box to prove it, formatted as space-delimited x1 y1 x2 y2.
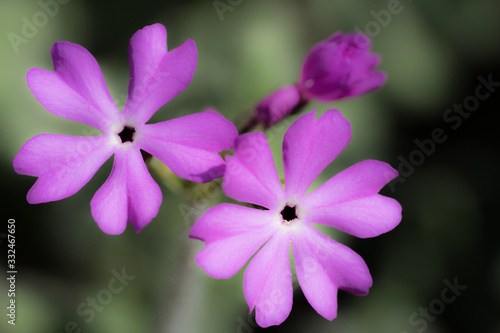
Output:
190 109 401 327
13 24 237 234
256 32 386 127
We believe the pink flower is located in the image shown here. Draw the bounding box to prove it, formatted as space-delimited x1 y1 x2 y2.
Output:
256 32 386 127
13 24 237 234
190 109 401 327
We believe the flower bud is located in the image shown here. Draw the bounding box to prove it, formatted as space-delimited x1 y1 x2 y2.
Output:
255 85 301 127
298 32 386 102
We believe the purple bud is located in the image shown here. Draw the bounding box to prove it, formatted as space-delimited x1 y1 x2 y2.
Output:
298 32 387 102
256 85 301 127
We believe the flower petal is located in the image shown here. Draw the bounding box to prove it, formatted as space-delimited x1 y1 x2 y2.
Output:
344 44 387 98
190 204 276 279
302 160 401 238
13 134 113 203
91 148 162 235
124 23 167 104
307 196 402 238
90 151 128 235
347 71 387 98
27 42 120 131
244 232 293 328
139 111 237 183
125 147 163 233
123 24 197 124
140 110 237 151
291 225 372 320
223 132 285 210
303 160 397 205
283 109 350 198
348 51 381 82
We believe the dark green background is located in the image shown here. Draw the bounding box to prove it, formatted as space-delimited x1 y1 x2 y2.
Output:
1 0 499 332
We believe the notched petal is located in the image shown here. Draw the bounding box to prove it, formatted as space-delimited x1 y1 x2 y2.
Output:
244 234 293 328
292 226 372 320
303 160 402 238
124 24 198 123
90 148 162 235
223 132 284 209
190 204 275 279
13 134 113 204
283 109 351 198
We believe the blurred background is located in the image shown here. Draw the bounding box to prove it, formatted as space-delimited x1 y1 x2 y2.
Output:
1 0 499 332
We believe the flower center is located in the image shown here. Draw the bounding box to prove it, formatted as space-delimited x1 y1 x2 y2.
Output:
280 205 298 223
118 126 135 143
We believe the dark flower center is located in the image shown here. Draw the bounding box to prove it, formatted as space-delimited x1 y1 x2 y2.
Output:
141 150 152 162
280 205 297 222
118 126 135 143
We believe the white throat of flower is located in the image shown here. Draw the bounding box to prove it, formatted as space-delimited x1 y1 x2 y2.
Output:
109 122 142 147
